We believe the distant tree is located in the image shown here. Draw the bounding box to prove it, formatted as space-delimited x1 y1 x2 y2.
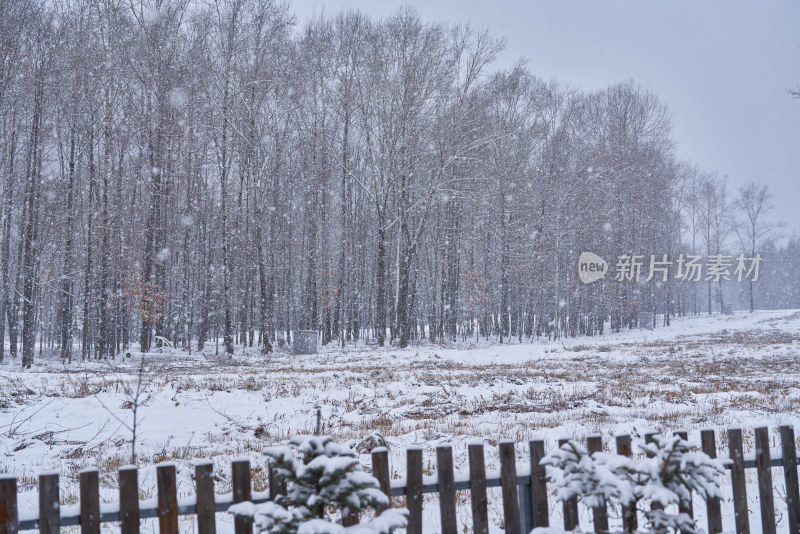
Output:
678 163 703 315
733 181 782 312
116 261 166 333
465 270 488 342
697 173 728 314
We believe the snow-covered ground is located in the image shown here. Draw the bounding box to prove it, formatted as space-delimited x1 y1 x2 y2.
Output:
2 309 799 533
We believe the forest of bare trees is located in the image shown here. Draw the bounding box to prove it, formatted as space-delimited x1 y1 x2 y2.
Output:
1 0 796 366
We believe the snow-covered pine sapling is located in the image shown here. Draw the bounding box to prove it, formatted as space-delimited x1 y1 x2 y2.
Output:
542 440 630 511
539 435 726 534
229 435 407 534
635 435 727 534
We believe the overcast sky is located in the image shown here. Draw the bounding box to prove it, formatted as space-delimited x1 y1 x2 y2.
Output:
292 0 800 238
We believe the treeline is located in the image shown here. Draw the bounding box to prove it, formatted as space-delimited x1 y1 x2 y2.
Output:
1 0 795 366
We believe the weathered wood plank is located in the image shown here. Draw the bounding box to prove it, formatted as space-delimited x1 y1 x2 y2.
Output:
0 476 18 534
674 430 693 519
436 445 457 534
157 464 179 534
755 427 776 534
405 447 423 534
780 426 800 534
468 442 489 534
38 473 58 534
700 429 723 534
341 507 359 526
232 460 252 534
267 462 277 501
587 435 608 534
616 434 637 533
119 467 140 534
499 441 521 534
371 448 391 514
268 460 287 502
530 440 549 529
195 463 215 534
79 469 100 534
558 438 579 531
728 428 750 534
644 433 664 513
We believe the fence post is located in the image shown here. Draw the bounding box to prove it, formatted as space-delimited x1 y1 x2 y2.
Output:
558 438 579 531
644 433 665 514
587 434 608 534
0 476 18 534
232 459 252 534
79 469 99 534
674 430 693 519
119 467 140 534
0 480 19 534
267 460 285 501
371 448 391 514
436 445 457 534
38 473 59 534
467 442 489 534
499 441 521 534
195 462 215 534
780 425 800 534
406 447 423 534
755 427 776 534
341 507 359 526
615 434 636 533
728 428 750 534
340 452 358 527
700 429 723 534
156 463 179 534
530 440 549 529
341 474 360 531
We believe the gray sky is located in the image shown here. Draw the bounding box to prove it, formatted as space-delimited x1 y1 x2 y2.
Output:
292 0 800 237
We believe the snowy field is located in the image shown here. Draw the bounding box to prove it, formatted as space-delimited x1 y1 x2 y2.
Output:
2 309 800 533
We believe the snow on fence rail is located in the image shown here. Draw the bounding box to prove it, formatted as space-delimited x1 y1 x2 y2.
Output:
1 426 799 534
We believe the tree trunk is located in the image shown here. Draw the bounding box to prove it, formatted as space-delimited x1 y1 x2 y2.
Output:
83 118 96 360
334 105 349 347
0 124 18 363
59 131 76 362
98 84 112 359
396 239 411 348
375 217 386 346
21 70 43 369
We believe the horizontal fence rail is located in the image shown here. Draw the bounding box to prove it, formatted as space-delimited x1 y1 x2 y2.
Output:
1 425 799 534
385 455 793 497
14 491 273 530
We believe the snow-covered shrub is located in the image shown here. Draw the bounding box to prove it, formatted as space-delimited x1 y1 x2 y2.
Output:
229 436 407 534
539 435 726 534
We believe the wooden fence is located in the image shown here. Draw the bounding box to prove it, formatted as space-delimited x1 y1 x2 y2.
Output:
1 425 799 534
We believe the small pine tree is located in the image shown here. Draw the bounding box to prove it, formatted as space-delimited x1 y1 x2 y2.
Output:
230 436 407 534
540 435 726 534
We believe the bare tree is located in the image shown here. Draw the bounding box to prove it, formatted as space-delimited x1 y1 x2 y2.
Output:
733 181 782 312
